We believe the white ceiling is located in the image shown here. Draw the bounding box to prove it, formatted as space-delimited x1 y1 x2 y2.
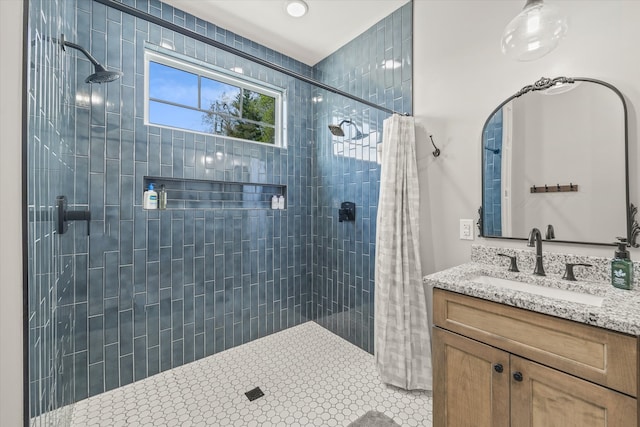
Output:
161 0 411 66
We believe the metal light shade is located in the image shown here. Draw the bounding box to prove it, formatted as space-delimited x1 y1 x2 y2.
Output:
501 0 568 61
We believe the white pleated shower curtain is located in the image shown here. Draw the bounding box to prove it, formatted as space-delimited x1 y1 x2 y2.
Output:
374 114 432 390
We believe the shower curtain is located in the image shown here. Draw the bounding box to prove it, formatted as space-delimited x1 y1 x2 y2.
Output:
374 114 432 390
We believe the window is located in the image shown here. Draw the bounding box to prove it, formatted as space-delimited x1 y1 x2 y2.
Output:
145 50 285 147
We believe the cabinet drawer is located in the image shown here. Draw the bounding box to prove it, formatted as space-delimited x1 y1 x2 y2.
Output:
433 289 638 397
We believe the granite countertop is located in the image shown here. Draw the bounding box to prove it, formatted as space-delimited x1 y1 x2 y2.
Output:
424 261 640 336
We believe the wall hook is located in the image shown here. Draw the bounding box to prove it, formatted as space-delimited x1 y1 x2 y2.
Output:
429 135 441 157
530 183 579 193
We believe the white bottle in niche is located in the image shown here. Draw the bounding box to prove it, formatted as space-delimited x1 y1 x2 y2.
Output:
278 195 285 210
143 183 158 210
271 195 279 210
158 184 167 210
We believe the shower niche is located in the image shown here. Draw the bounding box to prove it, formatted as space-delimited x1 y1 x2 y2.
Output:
142 176 286 210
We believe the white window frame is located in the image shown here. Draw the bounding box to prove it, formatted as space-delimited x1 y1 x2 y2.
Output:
144 47 286 148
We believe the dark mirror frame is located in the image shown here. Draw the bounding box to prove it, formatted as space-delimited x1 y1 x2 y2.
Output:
478 76 639 247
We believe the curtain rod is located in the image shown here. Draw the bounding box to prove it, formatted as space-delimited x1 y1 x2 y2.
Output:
92 0 405 116
92 0 442 157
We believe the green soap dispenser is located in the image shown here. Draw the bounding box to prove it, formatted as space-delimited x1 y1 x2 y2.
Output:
611 238 633 290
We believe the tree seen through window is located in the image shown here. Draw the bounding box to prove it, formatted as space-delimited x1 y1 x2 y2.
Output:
146 56 281 146
202 90 276 144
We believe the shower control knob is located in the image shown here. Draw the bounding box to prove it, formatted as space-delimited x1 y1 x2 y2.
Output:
56 195 91 236
493 364 503 373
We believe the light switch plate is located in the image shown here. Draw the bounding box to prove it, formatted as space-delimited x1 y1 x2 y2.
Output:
460 219 474 240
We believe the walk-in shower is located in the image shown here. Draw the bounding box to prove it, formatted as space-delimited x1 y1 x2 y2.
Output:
24 0 414 424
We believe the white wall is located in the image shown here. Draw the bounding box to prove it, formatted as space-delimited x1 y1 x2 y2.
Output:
513 85 624 241
414 0 640 273
0 0 24 425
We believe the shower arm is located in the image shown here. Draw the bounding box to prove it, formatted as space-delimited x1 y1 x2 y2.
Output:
338 119 357 130
59 35 103 69
92 0 443 157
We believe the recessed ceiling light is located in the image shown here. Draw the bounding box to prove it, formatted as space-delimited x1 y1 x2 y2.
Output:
285 0 308 18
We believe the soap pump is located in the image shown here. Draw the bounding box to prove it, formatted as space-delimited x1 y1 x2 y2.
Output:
611 237 633 290
143 183 158 210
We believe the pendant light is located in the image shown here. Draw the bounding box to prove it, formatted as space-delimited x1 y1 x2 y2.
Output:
501 0 568 61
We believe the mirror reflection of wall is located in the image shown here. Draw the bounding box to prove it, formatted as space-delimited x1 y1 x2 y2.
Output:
482 109 504 236
482 78 628 245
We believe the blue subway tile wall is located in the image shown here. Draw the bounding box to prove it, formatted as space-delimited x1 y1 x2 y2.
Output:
62 0 313 403
483 109 503 236
26 0 78 419
311 3 413 353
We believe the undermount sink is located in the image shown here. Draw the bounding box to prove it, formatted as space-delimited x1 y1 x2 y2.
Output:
469 275 604 307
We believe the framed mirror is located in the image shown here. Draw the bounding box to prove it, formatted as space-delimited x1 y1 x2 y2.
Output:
479 76 638 246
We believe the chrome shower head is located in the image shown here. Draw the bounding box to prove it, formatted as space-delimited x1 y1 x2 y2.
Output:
60 35 122 84
328 124 345 137
350 128 366 141
85 65 124 84
328 119 367 140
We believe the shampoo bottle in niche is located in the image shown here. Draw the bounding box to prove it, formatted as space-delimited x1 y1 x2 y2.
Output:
143 183 158 210
158 184 167 210
611 238 633 290
271 195 279 210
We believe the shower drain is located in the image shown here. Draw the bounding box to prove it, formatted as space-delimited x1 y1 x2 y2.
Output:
245 387 265 401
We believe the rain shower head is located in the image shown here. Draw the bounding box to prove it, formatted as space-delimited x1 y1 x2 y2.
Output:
85 65 124 84
60 35 123 84
328 120 366 140
328 124 345 137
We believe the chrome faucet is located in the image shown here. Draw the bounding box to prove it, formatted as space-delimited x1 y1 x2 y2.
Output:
527 227 546 276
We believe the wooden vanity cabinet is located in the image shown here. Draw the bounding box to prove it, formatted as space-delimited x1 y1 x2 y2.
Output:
510 355 636 427
433 327 510 427
433 288 638 427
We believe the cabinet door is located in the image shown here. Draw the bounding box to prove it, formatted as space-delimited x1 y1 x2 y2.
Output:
511 355 637 427
433 327 510 427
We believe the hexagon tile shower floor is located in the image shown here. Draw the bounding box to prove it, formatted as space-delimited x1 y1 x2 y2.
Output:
67 322 433 426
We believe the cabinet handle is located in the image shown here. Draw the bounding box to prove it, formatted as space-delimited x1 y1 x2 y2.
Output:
493 364 504 373
513 371 523 382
